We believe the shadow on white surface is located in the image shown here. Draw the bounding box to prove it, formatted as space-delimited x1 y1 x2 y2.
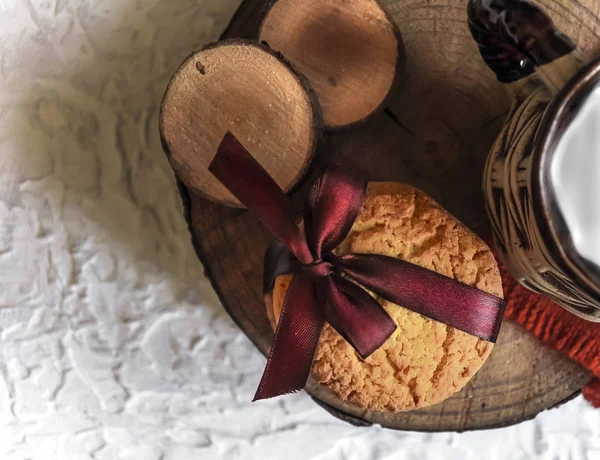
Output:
4 0 232 316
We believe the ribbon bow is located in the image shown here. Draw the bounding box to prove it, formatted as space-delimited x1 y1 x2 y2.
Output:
209 132 505 401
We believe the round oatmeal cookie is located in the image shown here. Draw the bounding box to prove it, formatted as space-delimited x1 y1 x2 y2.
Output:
266 182 503 412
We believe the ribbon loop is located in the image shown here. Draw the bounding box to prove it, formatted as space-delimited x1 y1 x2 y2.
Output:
321 274 397 358
304 168 366 258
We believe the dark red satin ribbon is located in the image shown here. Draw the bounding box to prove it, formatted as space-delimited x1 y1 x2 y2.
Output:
209 132 506 401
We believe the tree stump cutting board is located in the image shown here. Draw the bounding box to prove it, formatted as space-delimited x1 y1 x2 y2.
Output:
179 0 598 430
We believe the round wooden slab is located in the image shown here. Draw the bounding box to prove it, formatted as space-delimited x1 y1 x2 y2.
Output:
178 0 597 430
258 0 404 130
160 39 321 207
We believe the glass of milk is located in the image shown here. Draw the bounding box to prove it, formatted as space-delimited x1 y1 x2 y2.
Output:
469 0 600 319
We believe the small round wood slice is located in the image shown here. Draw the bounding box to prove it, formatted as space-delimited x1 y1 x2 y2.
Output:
258 0 404 130
160 39 321 207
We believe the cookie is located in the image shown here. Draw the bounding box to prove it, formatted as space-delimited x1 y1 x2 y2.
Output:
266 182 503 412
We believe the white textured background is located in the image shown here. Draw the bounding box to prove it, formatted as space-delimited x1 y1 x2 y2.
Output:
1 1 599 459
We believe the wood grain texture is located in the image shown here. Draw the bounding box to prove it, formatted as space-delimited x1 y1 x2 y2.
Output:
160 40 321 207
258 0 404 129
176 0 597 430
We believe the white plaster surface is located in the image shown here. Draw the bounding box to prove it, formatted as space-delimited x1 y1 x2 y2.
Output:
0 0 599 459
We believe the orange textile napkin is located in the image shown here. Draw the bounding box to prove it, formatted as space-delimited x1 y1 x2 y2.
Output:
499 264 600 407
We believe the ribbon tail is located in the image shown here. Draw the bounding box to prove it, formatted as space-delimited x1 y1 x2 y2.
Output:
254 273 324 401
336 254 506 343
209 133 312 263
320 275 397 359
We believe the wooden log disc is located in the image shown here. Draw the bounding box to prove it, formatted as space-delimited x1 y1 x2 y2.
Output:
258 0 404 130
168 0 597 431
160 39 321 207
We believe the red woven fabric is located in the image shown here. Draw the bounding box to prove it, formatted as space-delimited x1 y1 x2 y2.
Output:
499 264 600 407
